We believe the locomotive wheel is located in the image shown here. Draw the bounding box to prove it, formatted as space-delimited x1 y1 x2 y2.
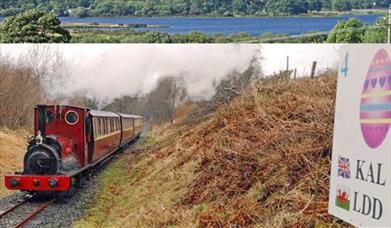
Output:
55 187 76 202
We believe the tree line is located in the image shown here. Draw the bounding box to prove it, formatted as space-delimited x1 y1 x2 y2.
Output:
0 46 71 129
0 0 390 17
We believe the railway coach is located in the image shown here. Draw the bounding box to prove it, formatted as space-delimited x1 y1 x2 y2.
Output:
4 105 142 193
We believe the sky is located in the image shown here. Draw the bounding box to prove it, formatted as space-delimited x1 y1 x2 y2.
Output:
0 44 341 104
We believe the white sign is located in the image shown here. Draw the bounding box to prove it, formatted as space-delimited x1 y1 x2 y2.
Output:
329 44 391 227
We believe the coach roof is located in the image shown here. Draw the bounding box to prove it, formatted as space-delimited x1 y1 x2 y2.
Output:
89 110 120 118
117 113 143 119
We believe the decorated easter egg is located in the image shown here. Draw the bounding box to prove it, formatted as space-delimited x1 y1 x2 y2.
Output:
360 49 391 149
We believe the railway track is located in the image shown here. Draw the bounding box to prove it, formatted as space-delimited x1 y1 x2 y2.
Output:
0 195 55 228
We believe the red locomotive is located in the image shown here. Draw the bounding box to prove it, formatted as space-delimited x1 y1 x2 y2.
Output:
4 105 142 193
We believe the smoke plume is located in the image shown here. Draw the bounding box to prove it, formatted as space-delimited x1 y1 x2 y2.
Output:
57 44 259 105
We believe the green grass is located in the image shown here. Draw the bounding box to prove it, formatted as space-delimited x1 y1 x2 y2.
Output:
74 130 201 227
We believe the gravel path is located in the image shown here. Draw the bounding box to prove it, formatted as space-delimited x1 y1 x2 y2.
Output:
0 122 150 228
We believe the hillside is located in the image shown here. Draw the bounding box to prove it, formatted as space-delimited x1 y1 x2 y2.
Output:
1 0 389 17
75 72 340 227
0 128 27 197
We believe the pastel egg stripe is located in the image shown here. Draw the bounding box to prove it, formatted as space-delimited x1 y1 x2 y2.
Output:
360 96 391 105
362 76 391 91
368 65 391 73
360 118 391 124
360 103 391 112
361 90 391 98
360 111 391 119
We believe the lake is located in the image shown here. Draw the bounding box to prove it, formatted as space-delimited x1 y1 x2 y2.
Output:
0 14 383 36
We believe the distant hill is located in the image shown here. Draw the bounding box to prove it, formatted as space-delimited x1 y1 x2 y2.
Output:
1 0 390 17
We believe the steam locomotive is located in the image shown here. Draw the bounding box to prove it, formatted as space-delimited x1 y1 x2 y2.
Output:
4 105 142 193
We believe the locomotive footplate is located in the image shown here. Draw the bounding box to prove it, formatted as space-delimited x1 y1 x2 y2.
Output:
4 174 73 191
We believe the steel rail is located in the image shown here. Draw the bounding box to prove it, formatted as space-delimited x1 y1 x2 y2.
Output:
13 198 55 228
0 199 29 219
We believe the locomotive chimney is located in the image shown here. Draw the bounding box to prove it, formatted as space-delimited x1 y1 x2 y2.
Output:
37 105 47 138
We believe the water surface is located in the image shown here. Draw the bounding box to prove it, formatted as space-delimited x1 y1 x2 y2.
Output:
0 14 382 35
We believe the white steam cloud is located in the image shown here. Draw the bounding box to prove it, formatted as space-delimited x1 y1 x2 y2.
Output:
0 44 340 107
60 44 259 104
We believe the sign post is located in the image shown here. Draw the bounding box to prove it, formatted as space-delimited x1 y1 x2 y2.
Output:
329 45 391 227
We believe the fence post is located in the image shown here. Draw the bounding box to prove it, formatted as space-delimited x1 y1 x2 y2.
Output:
286 55 290 80
310 61 317 79
294 68 297 80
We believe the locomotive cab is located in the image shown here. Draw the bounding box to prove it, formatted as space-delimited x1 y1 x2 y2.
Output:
27 105 85 173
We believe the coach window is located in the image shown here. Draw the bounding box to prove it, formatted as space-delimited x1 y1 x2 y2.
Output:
95 118 98 138
99 118 103 136
104 118 107 135
109 119 112 133
106 118 109 134
98 119 102 137
108 118 111 134
102 118 105 136
106 118 108 134
108 118 110 134
97 118 101 138
96 118 99 137
102 118 105 135
108 118 111 133
106 117 110 134
93 118 97 138
99 119 102 137
97 118 101 137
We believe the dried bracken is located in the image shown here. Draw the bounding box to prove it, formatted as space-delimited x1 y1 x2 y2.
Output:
0 128 28 197
177 73 338 227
